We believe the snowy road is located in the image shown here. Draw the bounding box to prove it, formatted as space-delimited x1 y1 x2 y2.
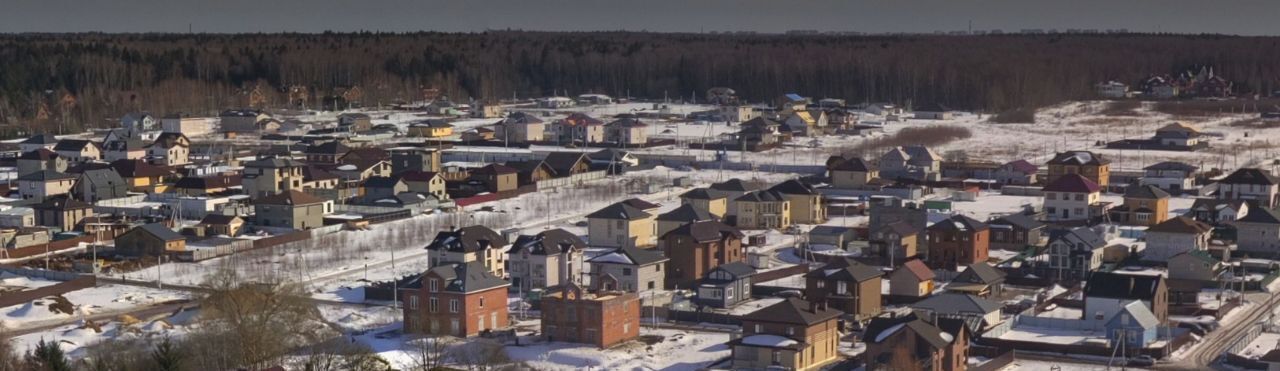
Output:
1170 291 1280 368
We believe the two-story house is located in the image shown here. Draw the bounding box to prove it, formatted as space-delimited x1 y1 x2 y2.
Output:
1232 206 1280 257
925 215 990 270
587 246 668 294
253 190 330 230
400 261 510 337
425 225 509 278
1109 184 1170 226
660 220 744 289
1144 216 1213 262
145 132 190 166
735 190 791 229
770 180 826 224
1045 226 1109 281
586 199 659 248
828 156 879 189
1141 161 1198 193
694 262 757 309
242 157 305 199
863 313 969 371
508 229 585 292
889 259 936 300
878 146 941 182
1083 271 1168 324
496 112 545 144
1216 168 1280 208
1046 150 1111 187
540 283 640 348
987 213 1045 250
804 258 884 321
1043 173 1104 222
52 140 101 163
729 298 843 371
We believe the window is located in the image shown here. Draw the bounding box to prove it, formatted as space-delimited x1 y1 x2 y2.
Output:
491 312 497 329
449 299 460 313
429 279 439 292
409 296 419 310
477 316 485 332
648 281 655 290
754 324 763 333
836 281 848 295
786 327 795 336
726 287 734 300
479 297 485 308
816 280 825 289
429 298 438 313
622 268 633 276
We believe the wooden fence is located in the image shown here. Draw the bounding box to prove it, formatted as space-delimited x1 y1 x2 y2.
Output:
0 235 95 260
0 275 96 309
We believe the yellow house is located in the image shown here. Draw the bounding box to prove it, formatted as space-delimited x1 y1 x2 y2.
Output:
679 188 728 218
586 199 660 248
110 159 172 193
770 180 826 224
735 190 791 230
828 157 878 189
408 120 455 138
731 298 842 371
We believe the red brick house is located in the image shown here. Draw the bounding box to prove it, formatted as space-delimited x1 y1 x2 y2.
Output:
925 215 990 270
400 261 510 337
659 220 745 289
540 283 641 348
804 257 884 321
862 312 970 371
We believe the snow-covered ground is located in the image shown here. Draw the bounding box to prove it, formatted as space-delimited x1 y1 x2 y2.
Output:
1007 358 1151 371
0 283 189 331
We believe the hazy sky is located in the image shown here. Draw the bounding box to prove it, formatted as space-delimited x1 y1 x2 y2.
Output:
4 0 1280 35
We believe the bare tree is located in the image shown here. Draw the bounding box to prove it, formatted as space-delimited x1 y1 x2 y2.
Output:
448 339 510 371
198 267 329 369
406 336 453 371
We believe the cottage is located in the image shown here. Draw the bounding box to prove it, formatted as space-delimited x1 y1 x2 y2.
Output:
253 190 330 230
679 188 728 219
946 262 1006 298
548 113 605 144
729 298 843 371
52 140 100 163
1083 272 1168 324
1153 122 1204 148
770 180 826 224
587 246 668 294
1109 184 1170 226
145 132 190 166
604 116 648 146
115 223 186 256
1167 250 1226 284
542 152 591 178
1045 226 1110 281
1144 216 1213 262
496 112 546 143
31 197 93 232
889 259 936 300
694 262 756 309
910 293 1003 332
242 157 305 199
172 173 240 196
925 215 990 270
16 149 67 176
735 190 791 229
389 147 441 174
120 112 158 131
17 170 77 202
828 156 879 189
805 258 884 320
19 134 58 153
1141 161 1198 193
1186 198 1248 226
407 120 455 138
987 213 1045 250
879 146 942 182
305 141 351 164
160 113 214 136
399 171 448 201
508 229 585 292
425 225 509 278
863 313 969 371
337 113 373 132
109 159 172 193
466 164 519 194
74 168 128 202
1232 206 1280 257
540 283 640 348
870 221 920 266
1045 150 1111 187
807 226 856 252
1043 173 1104 222
994 159 1039 185
399 262 510 337
196 214 245 237
913 103 953 120
1104 300 1161 349
660 220 744 289
655 204 717 238
102 131 150 163
586 200 658 248
362 176 408 201
1215 168 1280 208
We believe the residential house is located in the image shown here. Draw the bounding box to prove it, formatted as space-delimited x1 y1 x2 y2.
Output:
605 116 648 146
828 156 879 189
301 166 341 192
925 215 990 270
400 171 448 200
1104 300 1162 350
114 223 186 256
540 283 640 348
73 168 128 202
19 134 58 153
805 258 884 320
1232 206 1280 257
408 120 455 138
508 229 585 292
587 246 668 294
305 141 351 164
101 130 149 161
1215 168 1280 208
172 173 239 196
807 226 856 251
711 179 756 217
548 113 605 144
782 110 819 136
994 159 1038 185
496 112 546 143
425 225 510 278
694 262 756 309
656 204 716 238
770 180 826 224
987 213 1046 250
863 313 969 371
1186 198 1248 226
1168 250 1226 287
362 176 407 201
16 149 67 176
460 127 496 142
196 214 245 237
735 117 783 151
1144 216 1213 262
160 113 214 136
1045 151 1111 187
1141 161 1198 193
913 103 953 120
878 146 942 182
1154 122 1204 147
889 259 936 300
0 207 35 228
1083 271 1168 324
330 159 392 188
660 220 744 289
52 140 100 163
946 263 1006 298
729 298 843 371
505 159 554 186
253 190 330 230
16 170 77 201
586 199 658 248
910 293 1004 332
389 147 441 174
1043 173 1104 222
869 221 919 266
735 190 791 229
543 152 591 178
679 188 728 219
338 113 373 132
1045 226 1110 281
1110 185 1171 226
466 164 519 194
399 262 510 337
145 132 190 166
218 109 271 133
242 157 305 199
120 112 158 131
32 197 94 232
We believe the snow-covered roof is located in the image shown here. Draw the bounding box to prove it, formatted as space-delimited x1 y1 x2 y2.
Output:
740 334 799 348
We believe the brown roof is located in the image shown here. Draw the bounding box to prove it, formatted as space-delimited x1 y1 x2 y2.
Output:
1042 173 1101 193
900 259 936 281
110 159 172 178
1147 216 1213 234
257 190 326 206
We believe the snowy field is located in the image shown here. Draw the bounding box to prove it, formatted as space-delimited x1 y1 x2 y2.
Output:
1007 359 1151 371
0 282 189 331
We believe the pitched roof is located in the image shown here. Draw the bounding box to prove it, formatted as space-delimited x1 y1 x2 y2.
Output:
912 293 1002 315
306 141 351 155
928 214 989 233
679 188 721 200
1048 226 1109 249
1042 173 1102 193
1144 161 1198 172
363 176 404 189
709 261 757 278
174 174 239 190
53 139 96 152
989 213 1044 231
1047 151 1110 166
863 313 957 349
257 190 326 206
31 196 92 211
78 168 125 188
770 179 819 195
199 214 243 225
953 263 1006 286
150 132 189 149
21 134 58 145
586 201 652 220
1124 184 1171 200
1237 206 1280 224
664 220 743 242
915 103 951 112
709 178 754 192
1002 159 1038 174
1220 168 1279 185
1084 271 1165 301
898 259 935 281
135 223 185 242
18 148 59 161
509 228 585 255
560 112 604 127
110 159 172 178
398 171 441 182
302 166 340 182
543 152 588 175
879 221 919 237
245 157 303 169
832 157 876 172
471 163 518 175
424 225 507 253
656 204 715 223
740 297 843 326
505 111 544 124
1147 216 1213 234
736 189 786 202
411 261 510 293
805 257 884 282
16 170 77 182
588 246 668 266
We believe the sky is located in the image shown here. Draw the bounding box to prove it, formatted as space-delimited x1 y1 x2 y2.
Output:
3 0 1280 35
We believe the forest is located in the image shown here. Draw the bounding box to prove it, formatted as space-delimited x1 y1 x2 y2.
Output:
3 31 1280 133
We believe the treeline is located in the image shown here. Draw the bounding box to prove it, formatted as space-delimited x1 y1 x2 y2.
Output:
5 32 1280 132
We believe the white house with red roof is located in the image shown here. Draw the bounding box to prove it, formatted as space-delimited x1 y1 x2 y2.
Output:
1042 173 1104 222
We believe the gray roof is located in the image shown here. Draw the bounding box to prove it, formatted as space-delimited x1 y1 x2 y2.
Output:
245 157 303 168
509 228 585 255
136 223 185 242
1049 226 1108 249
805 257 883 282
17 170 77 182
741 297 843 326
708 261 757 279
79 168 125 188
770 179 819 195
1237 205 1280 224
1124 184 1171 200
407 261 509 293
809 225 853 236
736 189 786 202
1114 300 1160 329
656 204 714 223
953 263 1006 286
911 293 1002 315
425 225 507 253
989 213 1044 231
588 246 668 266
586 201 652 220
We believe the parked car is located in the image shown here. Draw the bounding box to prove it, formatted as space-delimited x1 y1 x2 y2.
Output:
1127 355 1155 367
